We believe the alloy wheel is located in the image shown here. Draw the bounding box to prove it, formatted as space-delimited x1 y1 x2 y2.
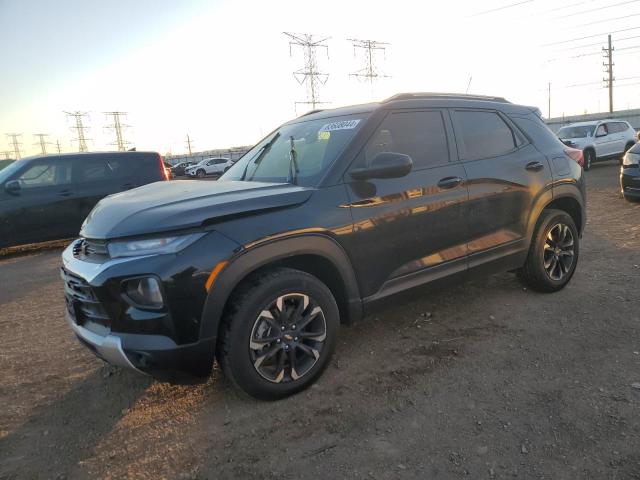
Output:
543 223 575 281
249 293 327 383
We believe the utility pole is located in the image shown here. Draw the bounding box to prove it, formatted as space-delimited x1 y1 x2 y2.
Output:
6 133 22 159
603 34 614 113
104 111 130 151
55 140 62 154
64 111 91 152
548 82 551 118
466 76 473 94
186 134 193 155
348 38 390 88
284 32 330 111
33 133 51 155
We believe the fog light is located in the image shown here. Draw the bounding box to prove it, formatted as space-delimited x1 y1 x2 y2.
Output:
124 277 164 309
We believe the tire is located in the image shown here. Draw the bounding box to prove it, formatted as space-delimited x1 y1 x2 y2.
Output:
583 149 594 171
517 209 579 293
196 169 206 178
218 268 340 400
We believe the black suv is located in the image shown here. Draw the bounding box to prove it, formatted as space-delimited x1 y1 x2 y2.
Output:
1 151 169 248
61 93 586 400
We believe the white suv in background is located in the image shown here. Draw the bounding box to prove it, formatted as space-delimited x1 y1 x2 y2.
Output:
186 157 233 178
557 120 637 171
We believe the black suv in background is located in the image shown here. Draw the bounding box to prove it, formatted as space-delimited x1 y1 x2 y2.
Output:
0 151 168 248
61 93 586 400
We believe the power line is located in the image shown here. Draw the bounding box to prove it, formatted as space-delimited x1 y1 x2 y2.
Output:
5 133 22 160
284 32 330 111
348 38 390 87
32 133 52 155
104 111 130 151
541 26 640 46
571 12 640 29
64 111 91 152
553 34 640 52
469 0 535 17
536 0 601 15
554 0 640 19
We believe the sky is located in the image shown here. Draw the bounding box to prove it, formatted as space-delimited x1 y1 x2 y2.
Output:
2 0 640 157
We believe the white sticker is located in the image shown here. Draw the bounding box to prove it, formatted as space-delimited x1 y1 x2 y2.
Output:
319 119 361 132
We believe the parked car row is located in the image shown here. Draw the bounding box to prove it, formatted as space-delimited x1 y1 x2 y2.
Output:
556 120 637 171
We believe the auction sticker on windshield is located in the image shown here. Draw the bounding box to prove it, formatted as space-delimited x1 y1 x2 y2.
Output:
319 119 361 132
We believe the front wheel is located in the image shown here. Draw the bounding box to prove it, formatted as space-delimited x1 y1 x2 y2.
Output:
517 209 579 293
218 268 339 400
196 169 206 178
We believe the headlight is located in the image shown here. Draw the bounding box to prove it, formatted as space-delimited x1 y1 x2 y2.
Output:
107 233 205 258
623 151 640 167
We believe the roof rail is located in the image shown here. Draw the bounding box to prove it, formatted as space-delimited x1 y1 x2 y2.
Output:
383 92 510 104
298 108 325 117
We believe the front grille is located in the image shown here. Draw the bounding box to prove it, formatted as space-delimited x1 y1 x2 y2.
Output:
61 267 111 329
73 238 109 261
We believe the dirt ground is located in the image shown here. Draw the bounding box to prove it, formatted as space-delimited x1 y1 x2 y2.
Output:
1 161 639 479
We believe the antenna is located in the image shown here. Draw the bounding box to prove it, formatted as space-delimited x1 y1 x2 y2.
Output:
64 111 91 152
348 38 390 86
6 133 23 159
104 111 131 151
33 133 52 155
284 32 330 111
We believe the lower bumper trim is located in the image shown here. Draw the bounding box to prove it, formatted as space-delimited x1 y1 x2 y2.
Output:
65 312 146 374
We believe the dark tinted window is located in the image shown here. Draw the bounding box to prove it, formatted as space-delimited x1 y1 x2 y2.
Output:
214 158 227 164
18 159 72 188
76 156 127 181
454 110 517 160
358 110 449 170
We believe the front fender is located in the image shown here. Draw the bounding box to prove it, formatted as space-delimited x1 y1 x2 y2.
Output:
199 234 361 341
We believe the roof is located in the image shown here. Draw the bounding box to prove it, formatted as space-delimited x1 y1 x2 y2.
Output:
290 92 532 124
18 151 159 162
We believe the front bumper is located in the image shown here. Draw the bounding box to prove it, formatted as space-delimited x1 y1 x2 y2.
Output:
60 233 239 381
621 166 640 198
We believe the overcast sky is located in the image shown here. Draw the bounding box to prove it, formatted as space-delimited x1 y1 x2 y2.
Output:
2 0 640 157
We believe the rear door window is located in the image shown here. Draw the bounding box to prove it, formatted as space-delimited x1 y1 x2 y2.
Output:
76 156 128 182
453 110 518 161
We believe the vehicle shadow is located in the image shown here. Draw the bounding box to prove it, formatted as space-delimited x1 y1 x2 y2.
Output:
0 367 151 479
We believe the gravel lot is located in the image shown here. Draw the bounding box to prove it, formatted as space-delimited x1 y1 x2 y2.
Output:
1 162 639 479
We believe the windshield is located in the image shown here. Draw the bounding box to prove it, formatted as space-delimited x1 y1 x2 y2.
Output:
0 160 26 184
221 113 368 187
557 125 595 139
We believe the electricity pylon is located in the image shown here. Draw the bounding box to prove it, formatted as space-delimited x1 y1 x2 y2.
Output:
64 111 91 152
104 111 131 151
6 133 22 159
33 133 52 155
284 32 330 112
348 38 390 84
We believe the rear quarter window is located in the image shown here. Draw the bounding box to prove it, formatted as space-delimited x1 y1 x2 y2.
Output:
453 110 518 161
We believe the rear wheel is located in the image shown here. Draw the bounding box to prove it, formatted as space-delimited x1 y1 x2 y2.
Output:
517 209 579 293
584 149 594 171
218 268 339 400
196 169 206 178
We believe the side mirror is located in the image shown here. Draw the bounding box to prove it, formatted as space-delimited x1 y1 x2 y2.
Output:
5 180 21 195
350 152 413 181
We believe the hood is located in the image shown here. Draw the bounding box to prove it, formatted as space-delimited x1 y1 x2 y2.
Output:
80 180 313 239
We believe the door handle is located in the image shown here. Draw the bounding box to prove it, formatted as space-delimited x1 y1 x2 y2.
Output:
437 176 463 189
525 161 544 172
58 189 73 197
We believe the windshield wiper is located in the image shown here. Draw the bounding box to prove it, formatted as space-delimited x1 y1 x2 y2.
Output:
241 132 281 181
287 135 299 185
